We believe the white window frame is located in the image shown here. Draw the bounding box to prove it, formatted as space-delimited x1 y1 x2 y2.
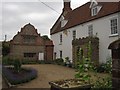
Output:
91 6 98 16
110 18 118 35
60 34 62 45
88 25 93 37
73 30 76 40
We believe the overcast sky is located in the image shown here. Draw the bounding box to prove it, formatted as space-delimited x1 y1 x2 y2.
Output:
1 0 90 41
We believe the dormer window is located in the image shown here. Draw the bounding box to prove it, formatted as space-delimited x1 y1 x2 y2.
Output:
61 15 68 28
90 0 102 16
91 6 98 16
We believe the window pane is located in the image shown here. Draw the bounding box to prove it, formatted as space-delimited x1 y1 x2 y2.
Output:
111 19 118 34
88 25 93 36
73 30 76 40
92 7 97 16
60 34 62 44
24 53 36 57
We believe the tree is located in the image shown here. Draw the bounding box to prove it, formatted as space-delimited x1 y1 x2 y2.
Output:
41 35 50 40
2 41 10 56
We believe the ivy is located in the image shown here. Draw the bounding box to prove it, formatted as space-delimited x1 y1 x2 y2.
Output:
75 40 112 88
75 41 93 83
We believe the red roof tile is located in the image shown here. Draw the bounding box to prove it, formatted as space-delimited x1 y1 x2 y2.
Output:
50 2 120 35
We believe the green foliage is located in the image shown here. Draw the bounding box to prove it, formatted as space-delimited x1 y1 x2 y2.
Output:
87 41 92 61
93 76 112 88
2 56 13 65
3 67 37 85
92 59 112 88
41 35 50 40
75 41 112 88
75 41 93 83
21 59 38 64
64 57 72 67
2 41 10 56
104 59 112 73
53 58 64 65
3 57 22 72
65 57 69 62
38 60 52 64
13 59 22 73
95 59 112 73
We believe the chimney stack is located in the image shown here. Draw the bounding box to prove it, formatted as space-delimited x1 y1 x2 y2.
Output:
63 0 72 16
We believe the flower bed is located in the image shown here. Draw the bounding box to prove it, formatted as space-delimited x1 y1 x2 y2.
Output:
2 66 37 85
49 78 92 90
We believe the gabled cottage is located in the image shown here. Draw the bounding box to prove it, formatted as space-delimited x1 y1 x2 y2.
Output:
10 23 54 61
50 0 120 64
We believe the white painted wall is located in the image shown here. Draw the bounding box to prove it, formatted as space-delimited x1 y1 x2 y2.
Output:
51 13 119 63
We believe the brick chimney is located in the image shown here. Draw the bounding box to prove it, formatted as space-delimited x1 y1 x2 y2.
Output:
63 0 72 16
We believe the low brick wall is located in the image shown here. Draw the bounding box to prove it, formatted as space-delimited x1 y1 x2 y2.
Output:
109 39 120 90
72 37 99 66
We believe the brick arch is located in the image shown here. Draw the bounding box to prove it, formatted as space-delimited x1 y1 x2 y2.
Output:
108 39 120 90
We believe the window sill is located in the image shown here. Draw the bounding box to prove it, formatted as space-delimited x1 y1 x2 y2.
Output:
59 43 62 45
109 34 118 37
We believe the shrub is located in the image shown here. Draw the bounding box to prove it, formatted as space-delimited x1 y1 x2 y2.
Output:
2 41 10 56
38 60 53 64
92 76 112 88
21 59 37 64
2 56 13 65
64 57 72 67
2 66 37 85
53 58 64 65
95 59 112 73
95 63 106 73
13 59 22 73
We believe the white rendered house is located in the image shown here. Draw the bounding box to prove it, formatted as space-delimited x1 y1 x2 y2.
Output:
50 0 120 63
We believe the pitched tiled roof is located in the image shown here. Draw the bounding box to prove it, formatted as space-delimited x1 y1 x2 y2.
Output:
50 2 120 35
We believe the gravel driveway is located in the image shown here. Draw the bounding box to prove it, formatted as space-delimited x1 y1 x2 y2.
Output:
15 64 75 88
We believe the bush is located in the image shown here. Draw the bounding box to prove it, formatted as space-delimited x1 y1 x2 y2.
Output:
96 64 106 73
64 57 72 67
95 59 112 73
13 59 22 73
38 60 53 64
2 56 13 65
53 58 64 65
2 66 37 85
2 57 38 65
92 76 112 88
2 41 10 56
21 59 37 64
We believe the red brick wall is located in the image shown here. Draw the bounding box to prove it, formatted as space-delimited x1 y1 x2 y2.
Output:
45 45 54 61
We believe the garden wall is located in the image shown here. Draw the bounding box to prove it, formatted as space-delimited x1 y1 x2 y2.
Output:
72 37 99 66
109 39 120 90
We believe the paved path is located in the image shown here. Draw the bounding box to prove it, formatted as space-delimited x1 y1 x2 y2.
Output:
2 76 9 89
15 64 75 88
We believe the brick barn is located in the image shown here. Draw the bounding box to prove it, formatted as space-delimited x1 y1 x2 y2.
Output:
10 23 54 61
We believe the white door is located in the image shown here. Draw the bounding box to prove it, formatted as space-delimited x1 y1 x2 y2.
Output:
38 53 44 60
